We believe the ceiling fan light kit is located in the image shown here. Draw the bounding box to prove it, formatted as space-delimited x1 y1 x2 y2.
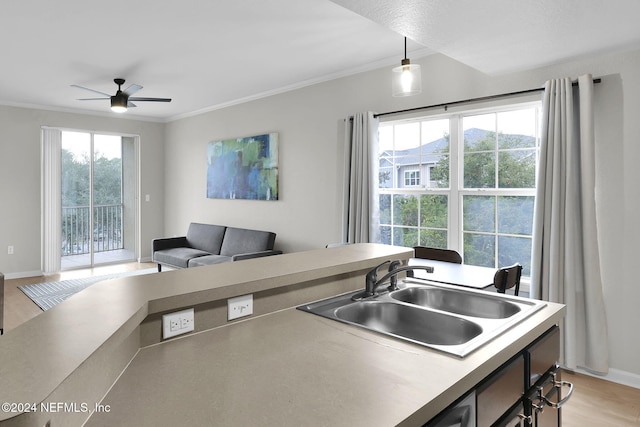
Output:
392 37 422 97
72 78 171 113
110 97 128 113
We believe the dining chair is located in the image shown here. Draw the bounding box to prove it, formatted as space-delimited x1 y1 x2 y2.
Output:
493 263 523 296
413 246 462 264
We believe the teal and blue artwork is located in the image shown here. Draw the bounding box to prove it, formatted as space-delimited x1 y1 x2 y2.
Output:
206 133 279 200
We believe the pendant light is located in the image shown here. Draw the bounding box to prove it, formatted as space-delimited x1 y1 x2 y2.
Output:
392 37 422 97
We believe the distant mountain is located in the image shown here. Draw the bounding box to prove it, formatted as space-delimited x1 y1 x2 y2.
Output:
386 128 535 156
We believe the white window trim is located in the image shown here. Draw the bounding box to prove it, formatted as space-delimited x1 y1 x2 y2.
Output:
404 169 421 187
379 97 541 286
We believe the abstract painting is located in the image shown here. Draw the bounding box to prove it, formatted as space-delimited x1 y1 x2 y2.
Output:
206 133 279 200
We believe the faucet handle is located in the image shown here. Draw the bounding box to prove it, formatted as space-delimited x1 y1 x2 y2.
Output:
389 260 402 271
363 260 391 297
366 260 391 282
388 260 403 291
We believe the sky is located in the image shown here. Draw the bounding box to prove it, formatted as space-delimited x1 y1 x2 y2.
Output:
61 131 122 160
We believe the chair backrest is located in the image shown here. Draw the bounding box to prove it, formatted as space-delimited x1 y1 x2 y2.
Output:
493 263 523 295
413 246 462 264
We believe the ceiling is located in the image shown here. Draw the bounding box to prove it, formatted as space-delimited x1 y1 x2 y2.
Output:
2 0 639 122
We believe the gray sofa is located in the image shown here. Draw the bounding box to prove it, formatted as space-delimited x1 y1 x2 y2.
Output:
152 223 281 271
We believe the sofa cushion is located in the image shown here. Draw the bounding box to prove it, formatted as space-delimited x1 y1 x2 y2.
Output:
188 254 233 267
154 247 211 269
220 227 276 257
186 223 226 254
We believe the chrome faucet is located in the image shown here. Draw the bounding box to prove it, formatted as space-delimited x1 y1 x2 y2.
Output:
353 260 434 300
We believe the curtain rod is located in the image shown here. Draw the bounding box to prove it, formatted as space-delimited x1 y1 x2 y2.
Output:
374 78 601 119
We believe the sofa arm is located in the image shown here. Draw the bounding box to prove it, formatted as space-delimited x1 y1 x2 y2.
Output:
152 236 189 252
231 250 283 261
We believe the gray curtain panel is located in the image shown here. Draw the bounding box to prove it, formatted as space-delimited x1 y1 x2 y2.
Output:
531 74 609 374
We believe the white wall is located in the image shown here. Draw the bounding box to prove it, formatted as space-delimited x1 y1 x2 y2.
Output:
0 106 165 276
164 48 640 381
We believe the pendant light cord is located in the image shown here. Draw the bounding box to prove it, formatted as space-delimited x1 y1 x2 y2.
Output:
404 37 408 61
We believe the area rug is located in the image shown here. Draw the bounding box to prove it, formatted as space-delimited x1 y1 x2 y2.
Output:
19 268 157 311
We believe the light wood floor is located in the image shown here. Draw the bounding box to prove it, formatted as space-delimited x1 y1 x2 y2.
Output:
2 264 640 426
2 262 155 333
562 370 640 426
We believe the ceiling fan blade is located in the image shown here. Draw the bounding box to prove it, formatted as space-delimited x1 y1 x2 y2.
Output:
70 84 112 97
128 97 172 102
127 101 138 108
77 97 110 100
123 84 143 96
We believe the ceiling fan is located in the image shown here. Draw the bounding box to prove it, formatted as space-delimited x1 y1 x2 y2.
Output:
71 78 172 113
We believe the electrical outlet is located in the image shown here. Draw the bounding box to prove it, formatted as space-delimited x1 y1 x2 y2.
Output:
162 308 195 339
228 294 253 320
7 246 14 255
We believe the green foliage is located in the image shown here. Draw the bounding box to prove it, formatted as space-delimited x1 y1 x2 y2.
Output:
463 233 495 268
61 149 122 206
420 194 447 228
61 149 123 252
94 155 123 204
394 195 418 226
61 149 90 206
380 128 537 271
461 131 536 189
430 154 450 188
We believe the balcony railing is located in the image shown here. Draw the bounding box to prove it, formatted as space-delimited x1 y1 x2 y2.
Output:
62 204 123 256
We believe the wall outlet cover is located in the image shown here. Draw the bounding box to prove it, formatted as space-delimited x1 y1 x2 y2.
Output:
228 294 253 320
162 308 195 339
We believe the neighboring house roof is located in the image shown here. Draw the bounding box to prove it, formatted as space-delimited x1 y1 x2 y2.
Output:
380 128 534 168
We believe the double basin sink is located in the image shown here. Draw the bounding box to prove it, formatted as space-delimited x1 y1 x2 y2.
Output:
298 279 546 357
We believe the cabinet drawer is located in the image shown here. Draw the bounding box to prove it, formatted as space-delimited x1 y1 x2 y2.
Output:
477 355 525 426
528 326 560 386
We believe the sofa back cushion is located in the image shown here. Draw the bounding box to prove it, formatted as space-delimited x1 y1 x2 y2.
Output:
220 227 276 256
186 223 226 255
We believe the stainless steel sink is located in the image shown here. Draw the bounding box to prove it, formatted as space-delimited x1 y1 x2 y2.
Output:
335 301 483 345
390 287 521 319
297 279 546 357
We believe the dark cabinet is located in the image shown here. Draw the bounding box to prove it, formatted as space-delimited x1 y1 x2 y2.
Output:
477 355 525 426
427 391 476 427
426 326 574 427
524 326 573 426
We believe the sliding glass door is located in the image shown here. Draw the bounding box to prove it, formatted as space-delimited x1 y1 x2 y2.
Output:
60 131 137 270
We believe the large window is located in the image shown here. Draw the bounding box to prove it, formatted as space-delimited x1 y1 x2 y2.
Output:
377 103 541 276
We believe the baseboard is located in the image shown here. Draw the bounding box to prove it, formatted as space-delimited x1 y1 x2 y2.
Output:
3 270 43 280
573 366 640 390
139 256 152 263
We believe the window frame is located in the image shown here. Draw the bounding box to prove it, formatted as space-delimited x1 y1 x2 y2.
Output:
378 97 542 283
404 169 421 187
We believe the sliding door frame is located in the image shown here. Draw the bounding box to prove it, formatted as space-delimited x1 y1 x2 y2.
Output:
41 126 140 273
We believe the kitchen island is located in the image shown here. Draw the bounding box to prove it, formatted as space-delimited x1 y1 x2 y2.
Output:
0 244 564 426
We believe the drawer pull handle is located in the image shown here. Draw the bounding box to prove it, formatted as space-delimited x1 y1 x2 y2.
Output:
543 379 574 409
535 376 574 411
517 413 532 424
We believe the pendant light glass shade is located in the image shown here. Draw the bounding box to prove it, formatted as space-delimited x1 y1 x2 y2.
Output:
392 38 422 97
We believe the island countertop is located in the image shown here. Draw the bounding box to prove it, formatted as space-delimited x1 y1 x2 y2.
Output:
0 244 413 426
86 280 565 426
0 244 564 426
